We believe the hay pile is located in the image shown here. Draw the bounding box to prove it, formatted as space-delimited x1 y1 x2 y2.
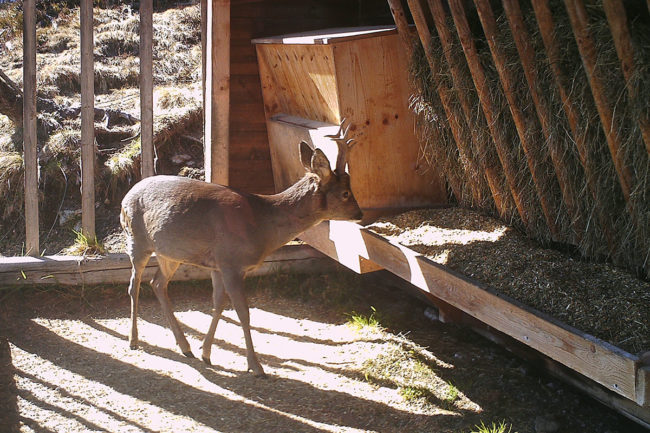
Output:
0 2 203 255
409 1 649 278
369 207 649 355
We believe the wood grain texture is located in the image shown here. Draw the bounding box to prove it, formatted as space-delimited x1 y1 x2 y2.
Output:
80 0 96 239
139 0 154 178
22 0 39 256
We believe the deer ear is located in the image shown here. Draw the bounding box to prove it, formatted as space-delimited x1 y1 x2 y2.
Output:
311 148 333 183
299 141 314 171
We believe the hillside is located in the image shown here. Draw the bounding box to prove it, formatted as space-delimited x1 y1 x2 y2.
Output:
0 1 204 255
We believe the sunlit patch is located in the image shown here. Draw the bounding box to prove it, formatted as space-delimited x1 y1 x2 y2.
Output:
8 304 481 432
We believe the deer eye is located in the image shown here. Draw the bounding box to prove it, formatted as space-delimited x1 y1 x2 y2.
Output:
341 190 350 200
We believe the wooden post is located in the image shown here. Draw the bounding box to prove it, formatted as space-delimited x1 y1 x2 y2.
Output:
563 0 633 202
386 0 416 58
80 0 95 239
473 0 560 239
602 0 650 156
23 0 39 256
140 0 154 178
204 0 230 185
426 0 512 219
502 0 584 241
447 0 532 229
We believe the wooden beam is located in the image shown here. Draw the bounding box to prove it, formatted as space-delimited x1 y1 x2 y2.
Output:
300 220 639 401
204 0 230 185
502 0 584 241
473 0 560 239
426 0 512 219
22 0 39 256
0 245 330 287
140 0 155 178
447 0 532 229
80 0 96 239
563 0 634 202
602 0 650 156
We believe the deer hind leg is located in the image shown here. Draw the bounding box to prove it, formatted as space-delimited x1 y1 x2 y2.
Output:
201 270 228 365
127 246 151 350
150 256 192 357
222 269 265 377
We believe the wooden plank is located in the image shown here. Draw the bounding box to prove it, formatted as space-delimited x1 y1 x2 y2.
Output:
448 0 533 229
140 0 154 178
0 245 330 287
426 0 512 219
255 44 340 124
407 0 487 207
637 365 650 407
602 0 650 155
333 34 446 209
204 0 231 185
80 0 96 240
251 26 397 45
502 0 584 241
300 220 639 400
530 0 617 254
22 0 39 257
563 0 634 202
473 0 561 239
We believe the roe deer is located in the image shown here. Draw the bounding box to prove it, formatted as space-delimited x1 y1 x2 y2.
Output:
120 122 361 377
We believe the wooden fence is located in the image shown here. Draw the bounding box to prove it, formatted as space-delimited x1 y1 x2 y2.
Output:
19 0 230 257
387 0 649 277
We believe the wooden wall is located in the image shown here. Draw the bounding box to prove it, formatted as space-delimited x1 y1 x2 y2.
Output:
229 0 366 193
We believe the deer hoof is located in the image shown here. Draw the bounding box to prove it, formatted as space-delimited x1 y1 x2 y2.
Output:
129 342 138 350
202 356 212 366
182 350 195 359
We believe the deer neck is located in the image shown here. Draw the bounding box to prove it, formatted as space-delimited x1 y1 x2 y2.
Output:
258 174 325 250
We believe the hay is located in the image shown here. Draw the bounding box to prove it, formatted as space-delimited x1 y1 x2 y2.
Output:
410 1 649 277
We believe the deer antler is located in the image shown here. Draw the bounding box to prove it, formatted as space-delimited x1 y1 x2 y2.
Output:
325 118 355 173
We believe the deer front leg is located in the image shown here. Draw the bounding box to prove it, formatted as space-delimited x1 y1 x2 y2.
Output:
150 257 193 357
202 270 228 365
222 269 265 377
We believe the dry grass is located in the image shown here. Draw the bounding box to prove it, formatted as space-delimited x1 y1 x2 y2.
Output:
410 0 649 277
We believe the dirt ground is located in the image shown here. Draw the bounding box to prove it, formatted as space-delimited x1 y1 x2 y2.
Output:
0 270 646 433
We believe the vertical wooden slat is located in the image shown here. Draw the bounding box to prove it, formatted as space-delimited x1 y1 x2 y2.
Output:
502 0 584 240
23 0 39 256
201 0 207 160
531 0 617 254
204 0 230 185
447 0 532 229
473 0 560 239
602 0 650 155
406 0 484 206
80 0 95 239
140 0 155 178
426 0 511 219
563 0 633 202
